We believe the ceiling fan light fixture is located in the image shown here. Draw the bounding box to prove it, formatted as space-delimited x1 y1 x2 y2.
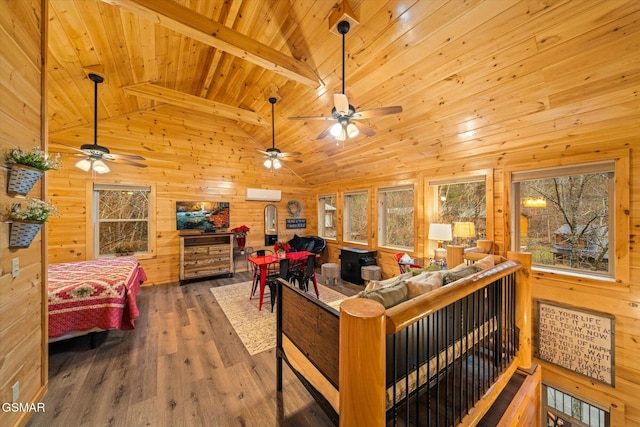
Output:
272 159 282 169
346 122 359 138
93 159 110 174
75 158 92 172
329 122 343 137
263 158 272 168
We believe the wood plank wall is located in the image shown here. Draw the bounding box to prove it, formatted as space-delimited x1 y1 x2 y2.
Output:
47 103 639 424
312 141 639 425
0 1 47 426
47 105 316 285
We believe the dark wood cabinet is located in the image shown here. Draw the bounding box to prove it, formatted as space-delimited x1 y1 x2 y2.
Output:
339 248 377 285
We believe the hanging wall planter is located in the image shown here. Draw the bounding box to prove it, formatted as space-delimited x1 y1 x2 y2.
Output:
7 164 43 197
9 219 43 248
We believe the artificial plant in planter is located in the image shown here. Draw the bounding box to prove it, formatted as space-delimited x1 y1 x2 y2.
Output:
230 225 250 253
113 242 135 256
8 198 58 248
5 147 60 196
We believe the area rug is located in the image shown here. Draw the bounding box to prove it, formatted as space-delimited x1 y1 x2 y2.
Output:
210 281 346 355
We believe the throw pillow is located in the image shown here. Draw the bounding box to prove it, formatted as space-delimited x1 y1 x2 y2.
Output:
409 263 441 275
474 255 495 271
442 264 482 286
365 272 412 291
406 272 444 299
357 281 408 309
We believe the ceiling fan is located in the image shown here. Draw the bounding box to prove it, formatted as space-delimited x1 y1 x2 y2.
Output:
53 73 146 174
288 20 402 142
258 97 301 171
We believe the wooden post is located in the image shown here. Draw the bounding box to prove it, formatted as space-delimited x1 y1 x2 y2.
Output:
508 251 533 370
447 245 464 268
339 298 386 427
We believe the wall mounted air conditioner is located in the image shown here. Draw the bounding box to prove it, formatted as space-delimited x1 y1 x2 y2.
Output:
245 188 282 202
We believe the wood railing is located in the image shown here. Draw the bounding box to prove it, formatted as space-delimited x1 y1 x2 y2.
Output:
338 251 532 426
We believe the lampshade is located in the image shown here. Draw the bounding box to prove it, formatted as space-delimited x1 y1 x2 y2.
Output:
92 159 110 174
330 122 343 137
75 158 92 172
428 223 452 242
346 122 359 138
453 222 476 238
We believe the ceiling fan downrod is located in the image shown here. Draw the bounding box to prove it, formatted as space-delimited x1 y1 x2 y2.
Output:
88 73 104 148
337 20 350 95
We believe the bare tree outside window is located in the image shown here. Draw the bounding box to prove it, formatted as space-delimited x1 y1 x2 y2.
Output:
379 187 414 249
437 181 486 245
344 192 367 243
518 172 610 273
96 187 150 255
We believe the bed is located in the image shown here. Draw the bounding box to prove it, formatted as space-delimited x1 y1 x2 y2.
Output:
276 249 532 426
47 256 147 343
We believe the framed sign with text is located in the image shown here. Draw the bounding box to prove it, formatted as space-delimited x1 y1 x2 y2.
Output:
536 300 614 386
286 218 307 229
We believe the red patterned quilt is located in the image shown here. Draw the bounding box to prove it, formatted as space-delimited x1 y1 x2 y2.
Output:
48 257 147 338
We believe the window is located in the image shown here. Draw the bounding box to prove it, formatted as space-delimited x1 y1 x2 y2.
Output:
378 186 414 249
512 162 613 276
544 385 609 427
93 183 152 256
343 191 368 244
318 194 337 239
430 179 487 247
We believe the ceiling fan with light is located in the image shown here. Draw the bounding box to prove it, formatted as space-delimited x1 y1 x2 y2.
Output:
258 97 301 171
53 73 146 174
288 20 402 142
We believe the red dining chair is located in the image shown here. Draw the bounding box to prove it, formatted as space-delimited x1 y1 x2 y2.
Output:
250 249 276 299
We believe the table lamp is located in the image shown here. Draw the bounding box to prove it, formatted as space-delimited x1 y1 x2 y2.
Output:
428 223 452 263
453 222 476 247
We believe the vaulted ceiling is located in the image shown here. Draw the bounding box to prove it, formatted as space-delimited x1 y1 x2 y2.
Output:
47 0 640 185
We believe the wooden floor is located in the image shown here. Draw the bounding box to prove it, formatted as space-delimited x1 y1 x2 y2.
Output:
27 270 361 427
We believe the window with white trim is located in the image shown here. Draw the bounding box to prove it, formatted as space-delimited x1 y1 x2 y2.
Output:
511 162 613 277
378 186 414 250
343 191 368 244
544 385 609 427
318 194 337 239
93 183 151 256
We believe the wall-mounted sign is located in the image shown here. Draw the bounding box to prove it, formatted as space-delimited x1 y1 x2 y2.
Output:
536 300 614 386
286 218 306 229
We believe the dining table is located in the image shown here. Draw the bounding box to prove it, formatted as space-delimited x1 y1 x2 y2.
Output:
248 251 316 311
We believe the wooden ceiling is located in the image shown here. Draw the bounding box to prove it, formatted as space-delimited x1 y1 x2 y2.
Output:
47 0 640 185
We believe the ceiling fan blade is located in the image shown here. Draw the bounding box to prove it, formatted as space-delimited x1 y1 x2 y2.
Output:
284 158 303 163
256 149 271 155
109 152 146 161
279 151 301 157
107 157 147 168
357 123 376 137
334 93 350 115
316 126 333 140
288 114 337 121
352 105 403 119
50 141 86 153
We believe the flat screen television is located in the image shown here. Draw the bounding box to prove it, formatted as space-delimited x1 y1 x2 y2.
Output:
176 201 230 231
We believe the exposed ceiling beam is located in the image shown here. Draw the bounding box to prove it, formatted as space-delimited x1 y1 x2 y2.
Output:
100 0 321 88
123 83 270 126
